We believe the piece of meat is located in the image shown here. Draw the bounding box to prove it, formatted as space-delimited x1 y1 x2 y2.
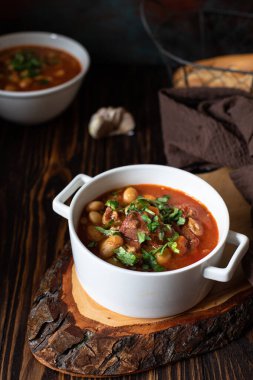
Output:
175 204 198 218
178 225 199 249
176 235 188 255
187 217 203 237
102 207 119 225
119 212 148 249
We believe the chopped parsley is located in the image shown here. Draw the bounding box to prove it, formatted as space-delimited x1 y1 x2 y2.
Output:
145 207 155 215
11 50 42 77
167 241 179 254
126 197 150 215
141 214 160 232
147 220 160 232
156 195 170 203
171 208 185 225
114 247 138 266
141 214 151 224
158 231 164 241
177 216 186 225
158 233 180 254
130 195 185 227
142 249 165 272
160 207 185 226
105 200 119 210
167 232 180 253
95 226 120 236
137 231 151 244
144 233 180 257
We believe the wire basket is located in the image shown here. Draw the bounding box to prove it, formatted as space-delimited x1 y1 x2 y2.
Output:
140 0 253 91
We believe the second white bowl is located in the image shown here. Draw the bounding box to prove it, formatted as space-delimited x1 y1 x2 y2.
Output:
0 32 90 124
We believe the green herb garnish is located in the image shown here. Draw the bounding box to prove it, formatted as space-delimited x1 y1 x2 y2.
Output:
156 195 170 203
166 233 180 254
160 207 185 226
133 195 185 227
105 200 119 210
177 216 186 225
144 233 180 257
147 220 160 232
141 213 159 232
154 233 180 255
137 231 151 244
142 249 165 272
126 197 150 215
141 214 151 224
11 50 42 78
95 226 120 236
167 241 179 254
114 247 138 266
144 208 155 215
158 231 164 241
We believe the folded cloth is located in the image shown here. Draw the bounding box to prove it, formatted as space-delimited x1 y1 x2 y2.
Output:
159 87 253 203
159 87 253 285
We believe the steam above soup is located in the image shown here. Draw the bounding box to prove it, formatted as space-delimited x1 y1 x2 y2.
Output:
78 184 219 272
0 45 81 91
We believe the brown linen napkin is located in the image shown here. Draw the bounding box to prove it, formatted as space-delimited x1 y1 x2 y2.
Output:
159 87 253 203
159 87 253 284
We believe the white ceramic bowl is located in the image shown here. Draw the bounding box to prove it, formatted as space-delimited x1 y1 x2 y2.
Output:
0 32 90 124
53 165 249 318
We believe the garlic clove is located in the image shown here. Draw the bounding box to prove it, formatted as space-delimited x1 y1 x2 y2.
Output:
110 111 135 136
88 107 135 139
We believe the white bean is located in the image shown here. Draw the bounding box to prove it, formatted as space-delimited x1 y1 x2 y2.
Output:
87 225 103 241
86 201 104 212
19 78 32 89
88 211 102 225
123 187 138 204
156 248 172 266
99 235 123 258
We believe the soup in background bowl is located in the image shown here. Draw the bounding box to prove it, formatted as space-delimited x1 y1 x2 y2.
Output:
53 165 249 318
0 32 90 124
0 45 82 92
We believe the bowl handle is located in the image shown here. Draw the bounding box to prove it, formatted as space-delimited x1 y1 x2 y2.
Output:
203 230 249 282
52 174 92 220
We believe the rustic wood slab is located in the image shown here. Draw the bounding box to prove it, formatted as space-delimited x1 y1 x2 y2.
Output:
27 168 253 377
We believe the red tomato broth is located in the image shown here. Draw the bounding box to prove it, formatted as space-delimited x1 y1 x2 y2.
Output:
0 45 81 91
77 184 219 272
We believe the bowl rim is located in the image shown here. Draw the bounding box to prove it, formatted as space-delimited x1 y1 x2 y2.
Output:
0 31 90 98
69 164 230 277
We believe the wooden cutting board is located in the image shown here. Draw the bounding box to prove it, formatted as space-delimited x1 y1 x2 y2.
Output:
27 168 253 377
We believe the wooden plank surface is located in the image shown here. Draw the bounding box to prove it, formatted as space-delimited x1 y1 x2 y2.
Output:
0 65 253 380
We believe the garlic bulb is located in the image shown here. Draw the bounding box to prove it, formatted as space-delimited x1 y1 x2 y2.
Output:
88 107 135 139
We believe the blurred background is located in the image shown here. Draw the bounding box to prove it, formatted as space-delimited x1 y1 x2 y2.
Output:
1 0 161 64
1 0 253 66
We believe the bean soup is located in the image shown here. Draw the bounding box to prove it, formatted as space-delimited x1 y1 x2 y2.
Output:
0 45 81 91
78 184 219 272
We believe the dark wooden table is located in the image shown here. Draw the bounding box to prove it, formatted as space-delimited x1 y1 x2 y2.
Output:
0 65 252 380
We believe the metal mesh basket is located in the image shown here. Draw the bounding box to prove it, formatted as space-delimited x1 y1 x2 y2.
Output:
140 0 253 91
